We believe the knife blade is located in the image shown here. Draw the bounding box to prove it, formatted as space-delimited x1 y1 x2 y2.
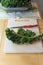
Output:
11 24 38 28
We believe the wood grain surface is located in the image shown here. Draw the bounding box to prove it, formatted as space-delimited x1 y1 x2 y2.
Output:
0 2 43 65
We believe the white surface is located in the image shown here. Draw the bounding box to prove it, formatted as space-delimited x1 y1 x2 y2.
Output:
0 8 41 19
0 11 40 19
4 19 42 53
4 38 42 53
15 11 41 19
8 18 38 28
0 11 16 19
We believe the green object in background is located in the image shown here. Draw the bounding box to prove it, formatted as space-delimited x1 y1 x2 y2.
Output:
1 0 10 7
0 9 6 12
0 0 1 2
1 0 32 8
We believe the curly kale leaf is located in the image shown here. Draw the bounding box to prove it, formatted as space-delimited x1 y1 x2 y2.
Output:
5 28 43 44
1 0 31 7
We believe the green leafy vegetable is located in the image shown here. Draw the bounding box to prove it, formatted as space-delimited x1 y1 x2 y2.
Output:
5 28 43 44
1 0 32 8
0 0 1 2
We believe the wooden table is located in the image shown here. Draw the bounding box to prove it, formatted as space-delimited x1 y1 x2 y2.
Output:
0 2 43 65
0 19 43 65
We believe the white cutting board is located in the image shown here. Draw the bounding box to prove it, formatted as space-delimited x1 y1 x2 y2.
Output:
4 18 42 53
15 11 41 19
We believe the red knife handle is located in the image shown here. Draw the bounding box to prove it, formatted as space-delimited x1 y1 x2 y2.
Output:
23 25 38 28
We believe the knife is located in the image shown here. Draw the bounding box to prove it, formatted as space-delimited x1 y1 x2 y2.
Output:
11 24 38 28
